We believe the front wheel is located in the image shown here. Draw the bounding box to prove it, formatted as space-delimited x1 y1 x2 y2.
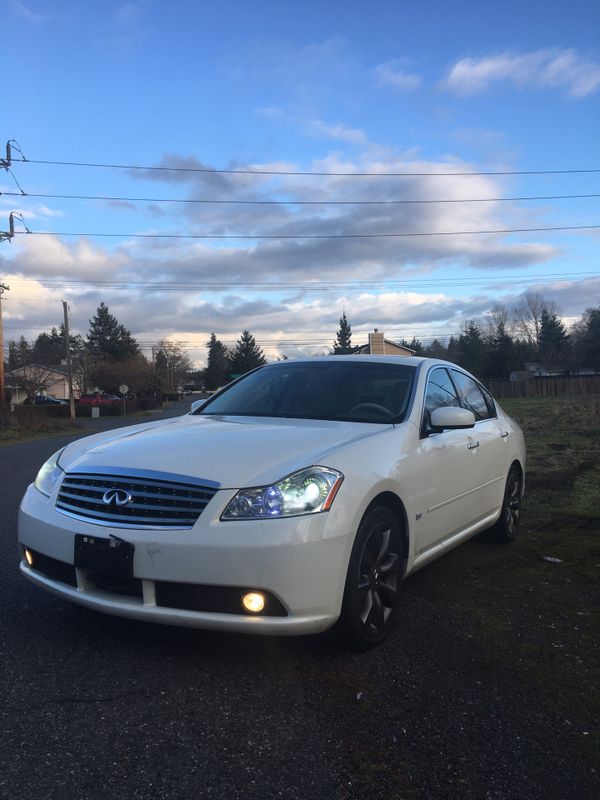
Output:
492 467 522 542
338 506 404 650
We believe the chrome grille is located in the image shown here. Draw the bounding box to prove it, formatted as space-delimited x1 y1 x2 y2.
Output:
55 471 219 529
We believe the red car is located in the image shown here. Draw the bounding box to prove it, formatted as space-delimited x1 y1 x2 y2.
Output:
77 392 121 406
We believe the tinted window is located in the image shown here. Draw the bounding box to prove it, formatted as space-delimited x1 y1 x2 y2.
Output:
451 371 493 420
424 368 461 427
198 361 416 423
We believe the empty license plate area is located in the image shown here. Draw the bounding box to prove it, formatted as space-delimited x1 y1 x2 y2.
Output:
74 535 134 579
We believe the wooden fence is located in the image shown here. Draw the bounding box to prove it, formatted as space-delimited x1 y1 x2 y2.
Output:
488 375 600 398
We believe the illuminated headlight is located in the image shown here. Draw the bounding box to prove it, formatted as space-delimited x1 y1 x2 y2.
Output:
222 466 343 520
34 448 65 497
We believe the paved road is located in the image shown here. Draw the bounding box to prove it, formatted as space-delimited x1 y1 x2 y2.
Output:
0 406 597 800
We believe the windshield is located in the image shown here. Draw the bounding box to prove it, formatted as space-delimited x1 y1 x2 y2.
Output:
197 361 416 423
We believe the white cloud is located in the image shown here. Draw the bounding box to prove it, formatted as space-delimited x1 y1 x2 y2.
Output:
9 0 49 23
374 61 421 92
308 120 368 145
442 49 600 98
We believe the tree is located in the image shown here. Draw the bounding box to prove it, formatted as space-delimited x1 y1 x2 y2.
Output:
571 304 600 368
333 312 354 354
8 336 32 370
229 330 267 377
32 324 86 366
90 356 155 395
401 337 425 356
489 321 522 380
154 340 193 394
87 303 140 361
10 364 59 401
455 321 487 377
538 309 569 366
512 292 559 349
205 333 230 390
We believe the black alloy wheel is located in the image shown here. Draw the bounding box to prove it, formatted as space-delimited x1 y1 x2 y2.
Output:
493 466 522 542
340 506 404 650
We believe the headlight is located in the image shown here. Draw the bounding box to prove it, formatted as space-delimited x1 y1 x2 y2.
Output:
221 466 343 520
34 448 65 497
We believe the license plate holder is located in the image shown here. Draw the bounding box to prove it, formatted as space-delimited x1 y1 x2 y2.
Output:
74 535 134 579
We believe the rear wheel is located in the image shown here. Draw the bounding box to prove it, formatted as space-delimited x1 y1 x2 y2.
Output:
492 467 522 542
339 506 404 650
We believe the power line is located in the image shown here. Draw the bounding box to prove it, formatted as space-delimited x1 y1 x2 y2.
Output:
4 190 600 206
6 269 599 292
12 157 600 177
13 224 600 241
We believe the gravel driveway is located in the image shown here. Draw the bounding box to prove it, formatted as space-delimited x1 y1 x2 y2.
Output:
0 403 597 800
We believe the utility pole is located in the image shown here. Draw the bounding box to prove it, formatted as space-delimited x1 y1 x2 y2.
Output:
0 283 9 407
62 301 76 420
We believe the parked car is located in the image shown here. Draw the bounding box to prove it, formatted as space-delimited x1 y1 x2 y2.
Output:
77 392 121 406
18 357 525 648
30 394 69 406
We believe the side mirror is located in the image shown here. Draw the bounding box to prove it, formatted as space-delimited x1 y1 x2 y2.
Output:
190 398 208 413
430 406 475 430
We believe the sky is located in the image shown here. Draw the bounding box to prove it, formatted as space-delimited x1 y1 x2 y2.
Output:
1 0 599 365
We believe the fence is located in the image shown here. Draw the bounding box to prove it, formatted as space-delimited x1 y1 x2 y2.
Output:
488 375 600 398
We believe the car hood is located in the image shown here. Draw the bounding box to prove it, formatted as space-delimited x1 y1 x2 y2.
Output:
59 414 390 488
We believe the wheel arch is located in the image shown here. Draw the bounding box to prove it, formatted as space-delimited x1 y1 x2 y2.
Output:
362 491 410 574
509 458 525 496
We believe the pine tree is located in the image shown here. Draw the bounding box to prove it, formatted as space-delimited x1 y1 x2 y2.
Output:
205 333 230 390
538 309 568 366
8 335 32 370
333 312 353 354
455 321 486 377
229 330 267 377
87 303 140 361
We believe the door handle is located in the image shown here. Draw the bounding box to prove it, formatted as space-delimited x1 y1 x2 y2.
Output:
500 431 509 439
467 441 480 450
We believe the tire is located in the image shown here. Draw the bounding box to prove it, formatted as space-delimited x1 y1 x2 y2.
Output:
338 506 404 650
492 466 522 543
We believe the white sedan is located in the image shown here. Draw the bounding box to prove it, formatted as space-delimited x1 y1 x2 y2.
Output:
18 356 525 648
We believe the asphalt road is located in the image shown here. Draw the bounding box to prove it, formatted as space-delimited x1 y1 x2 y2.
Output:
0 404 597 800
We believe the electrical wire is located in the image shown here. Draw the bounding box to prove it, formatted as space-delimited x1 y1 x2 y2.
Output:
6 269 599 292
12 224 600 240
3 190 600 206
11 157 600 177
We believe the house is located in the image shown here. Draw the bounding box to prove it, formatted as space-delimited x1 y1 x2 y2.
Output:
354 329 414 357
5 364 72 404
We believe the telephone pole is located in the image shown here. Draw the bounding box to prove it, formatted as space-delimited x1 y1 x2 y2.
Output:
62 301 76 420
0 282 9 407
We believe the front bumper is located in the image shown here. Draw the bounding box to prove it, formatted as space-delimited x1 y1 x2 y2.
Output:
18 483 352 635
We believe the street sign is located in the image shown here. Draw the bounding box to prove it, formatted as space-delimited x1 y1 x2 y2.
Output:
119 384 129 394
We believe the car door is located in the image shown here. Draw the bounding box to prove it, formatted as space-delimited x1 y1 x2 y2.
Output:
450 370 508 519
417 367 482 555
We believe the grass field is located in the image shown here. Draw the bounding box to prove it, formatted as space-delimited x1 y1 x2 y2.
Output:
439 393 600 766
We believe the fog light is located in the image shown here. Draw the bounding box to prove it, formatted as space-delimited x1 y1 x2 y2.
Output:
24 548 33 566
242 592 265 614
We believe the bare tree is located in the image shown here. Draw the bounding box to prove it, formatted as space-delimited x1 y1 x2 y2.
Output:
10 364 59 401
512 292 559 347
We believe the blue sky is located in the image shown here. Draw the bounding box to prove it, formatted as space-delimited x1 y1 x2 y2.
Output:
1 0 599 363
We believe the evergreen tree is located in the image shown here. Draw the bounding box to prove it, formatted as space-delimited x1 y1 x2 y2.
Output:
455 322 487 377
489 321 521 380
333 312 353 354
572 304 600 369
87 303 140 361
8 335 32 370
229 330 267 377
538 309 569 366
205 333 230 390
401 337 425 356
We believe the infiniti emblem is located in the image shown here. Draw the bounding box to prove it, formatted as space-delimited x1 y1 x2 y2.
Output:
102 488 133 507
